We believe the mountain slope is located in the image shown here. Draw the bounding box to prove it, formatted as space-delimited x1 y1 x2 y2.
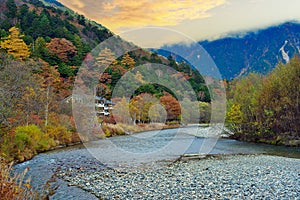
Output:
159 22 300 80
0 0 210 101
201 22 300 79
0 0 113 66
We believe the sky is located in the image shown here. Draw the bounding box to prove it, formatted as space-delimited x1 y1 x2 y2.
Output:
59 0 300 46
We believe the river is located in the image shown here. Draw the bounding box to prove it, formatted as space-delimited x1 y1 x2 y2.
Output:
13 126 300 199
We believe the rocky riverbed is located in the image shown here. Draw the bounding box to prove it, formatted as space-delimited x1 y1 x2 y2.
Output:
14 127 300 199
56 154 300 199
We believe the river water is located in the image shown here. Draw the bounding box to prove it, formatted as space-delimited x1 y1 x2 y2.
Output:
13 126 300 199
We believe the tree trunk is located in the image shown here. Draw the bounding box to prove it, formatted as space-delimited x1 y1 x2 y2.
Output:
45 85 50 127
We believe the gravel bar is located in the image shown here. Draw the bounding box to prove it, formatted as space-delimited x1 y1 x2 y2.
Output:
57 155 300 199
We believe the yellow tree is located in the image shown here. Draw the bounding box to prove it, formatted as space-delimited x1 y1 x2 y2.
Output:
121 52 135 69
96 48 116 68
134 71 145 83
113 97 131 124
226 103 243 133
0 27 30 60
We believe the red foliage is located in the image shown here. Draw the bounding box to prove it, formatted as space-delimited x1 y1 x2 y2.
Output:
159 93 181 121
46 38 77 62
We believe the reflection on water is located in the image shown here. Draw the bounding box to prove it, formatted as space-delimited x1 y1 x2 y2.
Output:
81 125 300 169
187 137 300 159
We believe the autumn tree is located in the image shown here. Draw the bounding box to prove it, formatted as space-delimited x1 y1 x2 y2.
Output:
0 27 30 60
180 98 202 124
226 57 300 145
96 48 116 68
95 48 117 97
226 103 243 133
148 104 167 123
198 101 211 123
129 93 157 123
226 73 262 133
0 54 42 129
37 63 70 126
112 97 131 124
121 52 135 69
134 71 145 83
159 93 181 121
97 72 112 98
46 38 77 62
257 57 300 138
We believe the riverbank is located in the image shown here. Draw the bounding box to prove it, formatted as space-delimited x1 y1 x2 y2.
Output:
13 129 300 199
56 154 300 199
228 132 300 147
101 122 181 137
6 123 180 164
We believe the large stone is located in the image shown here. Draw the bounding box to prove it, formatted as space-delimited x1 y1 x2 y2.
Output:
288 140 300 147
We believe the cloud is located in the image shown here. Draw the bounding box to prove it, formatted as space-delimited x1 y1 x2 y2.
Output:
64 0 85 9
59 0 226 32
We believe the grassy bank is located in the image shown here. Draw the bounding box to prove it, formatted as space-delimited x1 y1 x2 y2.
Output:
98 122 181 138
0 124 81 163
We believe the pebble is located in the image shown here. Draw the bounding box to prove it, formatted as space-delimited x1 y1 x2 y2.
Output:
56 155 300 199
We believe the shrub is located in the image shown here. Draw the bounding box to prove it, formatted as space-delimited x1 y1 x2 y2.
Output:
45 125 72 145
14 125 53 153
0 158 34 199
14 132 30 151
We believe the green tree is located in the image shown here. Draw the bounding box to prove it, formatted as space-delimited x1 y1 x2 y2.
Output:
70 34 84 65
39 14 52 36
227 73 262 133
32 36 46 57
58 63 75 78
17 4 29 19
5 0 17 18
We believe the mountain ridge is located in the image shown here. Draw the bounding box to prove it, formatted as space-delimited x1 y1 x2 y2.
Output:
0 0 210 101
158 21 300 80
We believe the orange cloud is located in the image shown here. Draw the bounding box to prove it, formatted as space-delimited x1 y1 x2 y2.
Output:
59 0 226 32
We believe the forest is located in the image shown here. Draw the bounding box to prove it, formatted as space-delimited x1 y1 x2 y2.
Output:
226 57 300 146
0 0 211 163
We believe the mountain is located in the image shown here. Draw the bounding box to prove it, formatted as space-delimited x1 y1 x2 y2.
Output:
158 22 300 80
0 0 113 66
0 0 210 101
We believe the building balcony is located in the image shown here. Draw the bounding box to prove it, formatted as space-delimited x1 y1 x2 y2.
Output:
95 103 105 108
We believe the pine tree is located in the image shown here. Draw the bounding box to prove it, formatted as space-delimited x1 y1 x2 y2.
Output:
121 52 135 69
0 27 30 60
96 48 116 68
5 0 17 18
